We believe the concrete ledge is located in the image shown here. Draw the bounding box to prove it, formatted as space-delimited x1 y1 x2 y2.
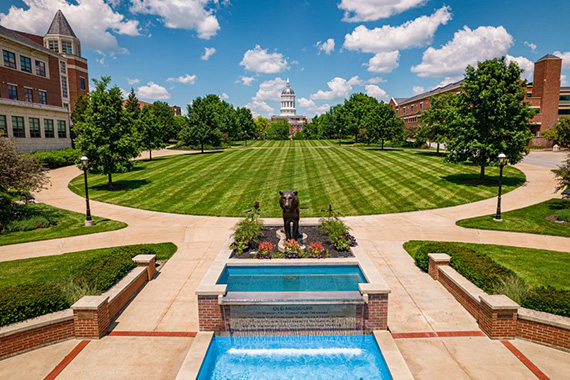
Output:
428 253 450 263
107 267 147 304
373 331 415 380
174 332 213 380
480 294 519 311
132 254 155 264
71 295 109 311
438 266 486 305
0 309 73 338
518 307 570 331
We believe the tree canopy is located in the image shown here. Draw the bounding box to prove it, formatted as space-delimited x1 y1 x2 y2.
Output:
267 119 290 140
137 106 163 160
364 102 404 149
542 117 570 148
180 95 224 152
417 92 458 153
0 138 47 194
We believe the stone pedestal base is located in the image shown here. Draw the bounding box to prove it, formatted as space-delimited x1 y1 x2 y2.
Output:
276 228 308 252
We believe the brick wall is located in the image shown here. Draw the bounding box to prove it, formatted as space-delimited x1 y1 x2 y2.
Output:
198 295 225 332
478 301 517 339
108 269 147 317
363 293 389 330
438 270 480 319
73 303 109 339
517 314 570 351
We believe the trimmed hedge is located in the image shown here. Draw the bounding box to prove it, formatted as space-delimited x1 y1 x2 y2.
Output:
403 241 570 317
71 252 136 292
0 284 68 326
33 148 80 169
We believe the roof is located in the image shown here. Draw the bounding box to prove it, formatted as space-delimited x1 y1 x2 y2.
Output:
0 25 56 56
536 54 561 62
46 10 77 38
394 80 463 106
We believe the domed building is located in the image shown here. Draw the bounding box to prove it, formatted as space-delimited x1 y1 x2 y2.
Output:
271 78 307 135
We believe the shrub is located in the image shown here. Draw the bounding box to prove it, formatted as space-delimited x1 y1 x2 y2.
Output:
306 241 328 258
320 216 353 251
71 251 136 293
232 203 263 247
33 148 80 169
283 239 302 258
523 286 570 317
556 209 570 222
254 241 275 259
491 275 530 305
0 284 69 326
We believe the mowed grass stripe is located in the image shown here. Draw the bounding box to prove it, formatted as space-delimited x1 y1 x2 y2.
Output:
71 147 526 217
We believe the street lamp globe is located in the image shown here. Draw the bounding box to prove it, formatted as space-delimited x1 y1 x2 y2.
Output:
80 155 88 168
498 153 507 165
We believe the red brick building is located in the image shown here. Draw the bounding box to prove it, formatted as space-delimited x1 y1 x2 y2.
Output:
390 55 569 146
0 10 88 152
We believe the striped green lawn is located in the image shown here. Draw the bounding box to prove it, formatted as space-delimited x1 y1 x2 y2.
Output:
68 147 525 217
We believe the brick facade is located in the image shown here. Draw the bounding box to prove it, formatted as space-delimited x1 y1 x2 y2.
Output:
363 293 389 330
197 295 225 332
517 316 570 351
478 297 518 340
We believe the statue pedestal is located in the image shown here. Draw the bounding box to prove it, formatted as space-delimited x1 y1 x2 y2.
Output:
276 228 308 253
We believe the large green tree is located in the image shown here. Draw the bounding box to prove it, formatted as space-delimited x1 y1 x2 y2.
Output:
180 95 224 153
364 103 404 149
137 106 163 160
336 93 379 143
124 89 141 120
73 76 140 187
0 138 47 194
173 115 187 140
254 116 270 140
542 117 570 148
267 119 290 140
446 57 536 180
152 101 175 142
235 107 256 144
417 93 458 154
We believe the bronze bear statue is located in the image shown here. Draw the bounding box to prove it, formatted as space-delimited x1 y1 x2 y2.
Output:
279 190 300 241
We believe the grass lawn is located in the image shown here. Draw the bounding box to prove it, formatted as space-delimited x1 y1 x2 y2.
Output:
456 198 570 237
69 147 525 217
0 203 127 246
0 243 177 326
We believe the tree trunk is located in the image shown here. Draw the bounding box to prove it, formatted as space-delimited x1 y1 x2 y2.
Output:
436 142 440 154
108 173 113 188
201 142 204 153
480 165 485 181
149 150 152 160
354 134 358 144
381 138 385 150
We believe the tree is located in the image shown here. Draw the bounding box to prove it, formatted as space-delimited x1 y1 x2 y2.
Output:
417 93 458 154
254 116 270 140
124 88 141 120
152 101 175 142
542 117 570 148
235 107 256 144
267 119 290 140
73 76 140 187
554 154 570 198
364 103 404 149
71 94 89 125
446 57 536 180
337 93 379 143
0 138 48 194
173 115 187 140
137 106 162 160
180 95 224 153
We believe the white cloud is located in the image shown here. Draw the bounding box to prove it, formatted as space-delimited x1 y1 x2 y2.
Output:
220 92 229 100
506 55 534 80
126 77 140 85
365 84 388 100
167 74 196 84
343 6 451 54
130 0 220 39
412 86 425 95
311 76 363 101
298 98 331 115
137 82 171 100
339 0 428 22
201 47 216 60
240 45 290 74
120 88 129 98
562 75 567 86
367 77 386 84
252 77 286 102
554 51 570 69
367 51 400 73
524 41 537 53
316 38 335 55
246 100 274 118
0 0 140 54
411 26 513 77
237 76 255 86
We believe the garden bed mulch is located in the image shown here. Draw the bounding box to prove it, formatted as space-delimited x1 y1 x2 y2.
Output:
230 226 355 258
546 215 570 225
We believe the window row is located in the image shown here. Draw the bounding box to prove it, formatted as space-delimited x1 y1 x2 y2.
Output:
399 103 424 116
0 115 67 139
46 39 80 56
2 85 48 104
3 49 47 77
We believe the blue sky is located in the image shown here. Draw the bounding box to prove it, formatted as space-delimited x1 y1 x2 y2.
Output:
1 0 569 117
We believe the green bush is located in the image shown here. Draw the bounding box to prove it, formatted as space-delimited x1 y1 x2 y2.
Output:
0 284 69 326
71 251 136 292
33 148 80 169
523 286 570 317
232 203 263 247
556 209 570 222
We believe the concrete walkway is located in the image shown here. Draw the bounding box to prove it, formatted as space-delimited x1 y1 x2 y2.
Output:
0 149 569 380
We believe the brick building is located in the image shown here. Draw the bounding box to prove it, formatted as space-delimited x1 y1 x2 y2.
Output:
0 10 88 152
390 55 569 146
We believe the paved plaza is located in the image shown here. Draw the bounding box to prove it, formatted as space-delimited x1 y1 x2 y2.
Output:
1 150 569 380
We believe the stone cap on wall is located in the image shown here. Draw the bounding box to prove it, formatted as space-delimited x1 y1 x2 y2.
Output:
480 294 519 311
428 253 451 263
71 295 109 311
438 266 487 304
0 309 73 338
132 254 156 264
519 307 570 330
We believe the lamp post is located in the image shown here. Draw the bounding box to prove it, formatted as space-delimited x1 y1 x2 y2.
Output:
494 153 507 222
338 129 342 147
80 156 94 227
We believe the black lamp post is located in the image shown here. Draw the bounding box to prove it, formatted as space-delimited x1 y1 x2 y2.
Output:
81 156 94 226
338 129 342 147
494 153 507 222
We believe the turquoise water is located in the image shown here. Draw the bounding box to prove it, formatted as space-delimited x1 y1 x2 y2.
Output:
196 335 393 380
216 265 367 292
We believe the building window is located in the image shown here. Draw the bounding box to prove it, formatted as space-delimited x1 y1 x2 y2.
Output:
560 95 570 101
8 85 18 100
29 118 41 138
48 39 59 53
80 77 86 90
559 109 570 115
12 116 25 138
44 119 54 138
57 120 67 138
412 105 415 113
62 40 73 54
61 76 68 98
420 103 424 111
0 115 6 136
60 61 66 73
39 90 47 105
3 50 16 69
35 60 46 77
75 44 81 56
403 107 406 115
24 88 33 102
20 56 32 73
